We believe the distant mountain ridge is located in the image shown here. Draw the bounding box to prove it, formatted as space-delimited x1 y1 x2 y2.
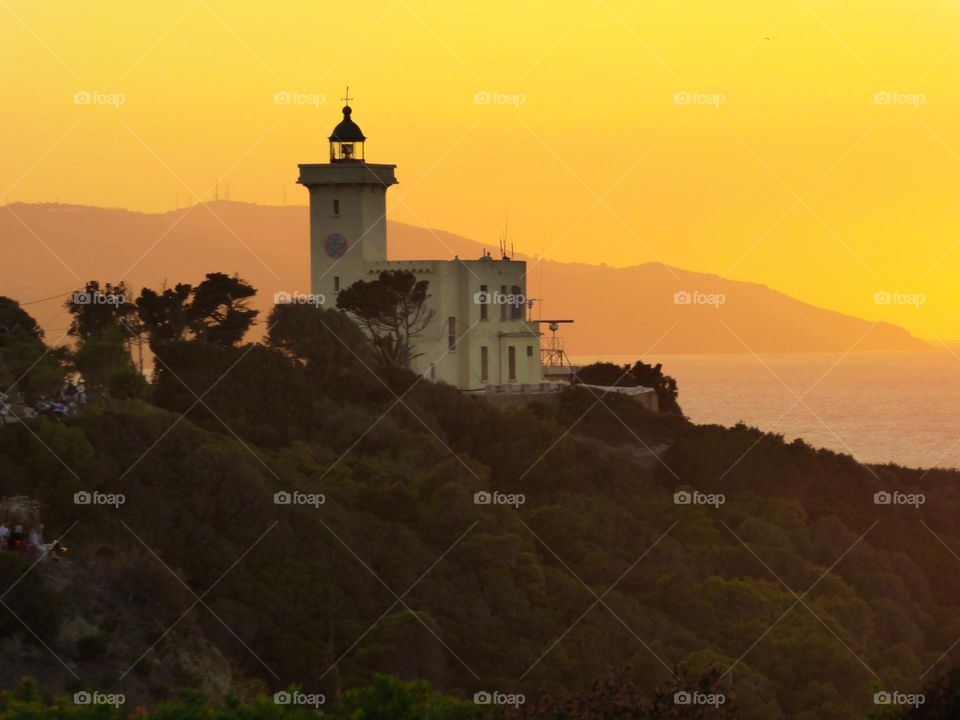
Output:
0 201 928 354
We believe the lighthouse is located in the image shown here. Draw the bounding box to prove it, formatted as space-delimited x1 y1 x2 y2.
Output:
297 93 544 391
297 93 398 301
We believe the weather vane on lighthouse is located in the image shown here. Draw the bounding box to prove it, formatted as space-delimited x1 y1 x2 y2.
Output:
341 86 354 107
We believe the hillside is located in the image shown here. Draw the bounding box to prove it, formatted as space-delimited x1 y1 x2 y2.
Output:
0 298 956 719
0 201 927 354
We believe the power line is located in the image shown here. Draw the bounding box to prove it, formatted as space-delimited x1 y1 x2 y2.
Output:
17 291 74 306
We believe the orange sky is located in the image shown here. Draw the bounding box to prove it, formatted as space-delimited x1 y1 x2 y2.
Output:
2 0 959 342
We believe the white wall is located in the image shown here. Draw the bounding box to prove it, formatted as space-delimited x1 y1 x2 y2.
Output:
301 162 541 390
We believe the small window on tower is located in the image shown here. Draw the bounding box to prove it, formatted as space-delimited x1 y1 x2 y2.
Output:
333 199 340 216
334 276 341 292
448 317 457 351
511 285 523 320
526 345 533 357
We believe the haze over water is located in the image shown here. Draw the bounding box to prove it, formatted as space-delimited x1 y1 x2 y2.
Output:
576 350 960 469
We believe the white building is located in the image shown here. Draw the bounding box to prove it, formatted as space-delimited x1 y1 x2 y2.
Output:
298 103 543 391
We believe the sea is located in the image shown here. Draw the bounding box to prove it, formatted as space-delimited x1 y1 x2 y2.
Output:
570 350 960 470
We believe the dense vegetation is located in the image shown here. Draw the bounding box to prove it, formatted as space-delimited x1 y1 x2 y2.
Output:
0 278 958 719
575 360 683 415
0 676 486 719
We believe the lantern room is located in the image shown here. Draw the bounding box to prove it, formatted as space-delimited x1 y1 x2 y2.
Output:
328 104 366 163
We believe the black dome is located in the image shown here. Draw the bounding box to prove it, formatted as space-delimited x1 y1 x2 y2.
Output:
328 106 366 142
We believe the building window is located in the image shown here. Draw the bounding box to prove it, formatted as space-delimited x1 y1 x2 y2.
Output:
333 199 340 215
479 284 488 321
500 285 508 320
448 316 457 351
508 346 517 381
511 284 523 320
334 276 341 292
526 345 533 357
480 346 489 381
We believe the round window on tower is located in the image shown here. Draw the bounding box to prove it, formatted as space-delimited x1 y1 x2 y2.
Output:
324 233 348 258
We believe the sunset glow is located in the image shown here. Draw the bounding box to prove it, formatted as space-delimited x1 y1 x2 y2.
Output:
2 0 960 340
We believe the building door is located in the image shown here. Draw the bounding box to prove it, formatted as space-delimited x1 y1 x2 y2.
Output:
480 346 489 382
508 346 517 382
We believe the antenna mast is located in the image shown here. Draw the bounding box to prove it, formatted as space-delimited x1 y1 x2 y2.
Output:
501 211 511 260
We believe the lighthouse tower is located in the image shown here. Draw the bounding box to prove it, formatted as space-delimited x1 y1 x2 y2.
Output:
297 94 543 391
297 94 398 301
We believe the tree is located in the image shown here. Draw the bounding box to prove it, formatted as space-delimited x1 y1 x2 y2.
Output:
64 281 138 340
0 298 44 343
135 283 192 350
186 272 259 346
336 270 434 368
329 675 488 720
630 361 681 415
877 665 960 718
136 274 258 350
0 677 479 719
266 304 372 370
0 298 65 399
264 303 382 398
72 325 145 399
576 360 683 415
518 667 736 719
64 282 144 400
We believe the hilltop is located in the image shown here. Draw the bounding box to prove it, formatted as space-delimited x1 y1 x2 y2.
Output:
0 296 955 719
